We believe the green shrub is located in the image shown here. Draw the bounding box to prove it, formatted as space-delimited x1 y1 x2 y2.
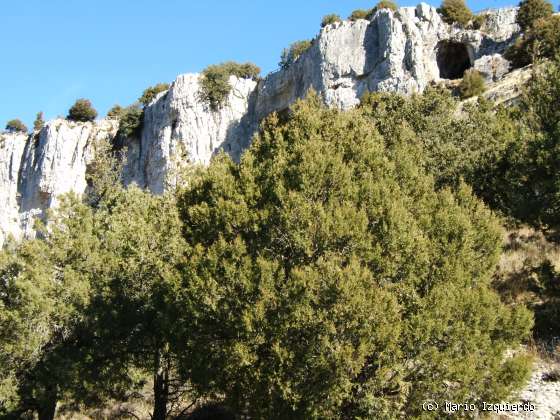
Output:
502 56 560 230
33 112 44 132
279 40 313 69
5 119 28 133
530 15 560 59
506 15 560 68
459 69 486 98
200 61 261 111
348 9 372 21
139 83 170 107
107 104 124 119
438 0 474 25
504 36 534 68
358 86 521 211
116 105 144 139
67 99 97 122
178 93 532 418
321 13 342 28
375 0 398 12
516 0 553 31
472 13 487 29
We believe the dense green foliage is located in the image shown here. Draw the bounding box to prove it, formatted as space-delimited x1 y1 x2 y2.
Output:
506 15 560 68
375 0 398 12
33 112 44 132
139 83 170 107
437 0 473 25
500 57 560 230
348 9 372 21
358 87 517 201
106 104 124 119
0 144 189 419
516 0 553 31
459 69 486 98
200 62 261 111
321 14 342 27
359 56 560 233
177 94 532 418
279 40 313 69
6 40 560 419
67 99 97 122
115 104 144 140
4 119 27 133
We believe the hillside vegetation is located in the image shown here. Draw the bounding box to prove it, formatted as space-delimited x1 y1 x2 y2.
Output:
2 52 560 419
2 0 560 414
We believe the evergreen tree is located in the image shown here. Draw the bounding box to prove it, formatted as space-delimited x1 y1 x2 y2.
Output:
438 0 473 25
33 112 44 132
516 0 553 31
67 99 97 122
139 83 170 107
5 119 28 133
177 93 532 418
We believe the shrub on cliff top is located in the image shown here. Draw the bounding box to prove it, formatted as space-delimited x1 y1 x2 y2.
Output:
67 99 97 122
438 0 473 26
200 61 261 111
375 0 398 12
321 14 342 28
116 104 144 140
107 104 124 119
139 83 170 107
349 9 372 21
279 40 313 69
516 0 553 31
33 112 44 132
459 69 486 98
5 119 28 133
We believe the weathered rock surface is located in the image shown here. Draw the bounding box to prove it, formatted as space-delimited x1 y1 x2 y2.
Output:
504 359 560 420
0 3 522 246
255 4 519 115
125 74 257 193
0 120 118 245
0 132 28 245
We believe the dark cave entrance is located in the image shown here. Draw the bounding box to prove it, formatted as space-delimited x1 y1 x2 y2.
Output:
436 41 473 80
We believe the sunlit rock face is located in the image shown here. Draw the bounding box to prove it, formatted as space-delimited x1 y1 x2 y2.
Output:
0 132 28 246
254 4 518 115
0 120 118 246
0 3 520 246
129 74 258 194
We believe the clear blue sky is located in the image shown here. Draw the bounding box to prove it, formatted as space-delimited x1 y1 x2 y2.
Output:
2 0 554 128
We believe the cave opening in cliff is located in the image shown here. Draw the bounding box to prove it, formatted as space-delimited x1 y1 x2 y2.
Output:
436 41 473 80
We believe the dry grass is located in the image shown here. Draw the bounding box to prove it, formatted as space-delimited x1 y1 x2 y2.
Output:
493 226 560 305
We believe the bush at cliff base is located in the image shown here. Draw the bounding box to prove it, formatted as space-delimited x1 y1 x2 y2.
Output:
177 93 533 419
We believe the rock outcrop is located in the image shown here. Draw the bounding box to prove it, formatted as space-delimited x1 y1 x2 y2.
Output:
0 120 118 245
0 3 522 246
254 4 519 115
124 74 257 193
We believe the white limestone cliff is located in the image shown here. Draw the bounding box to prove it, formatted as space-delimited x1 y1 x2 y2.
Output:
255 5 519 116
124 74 257 193
0 3 521 246
0 132 28 245
0 120 118 245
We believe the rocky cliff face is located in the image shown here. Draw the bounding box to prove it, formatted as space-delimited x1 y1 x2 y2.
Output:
0 120 117 245
0 3 521 246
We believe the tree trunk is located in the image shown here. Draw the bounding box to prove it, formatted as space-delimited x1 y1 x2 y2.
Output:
152 351 169 420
